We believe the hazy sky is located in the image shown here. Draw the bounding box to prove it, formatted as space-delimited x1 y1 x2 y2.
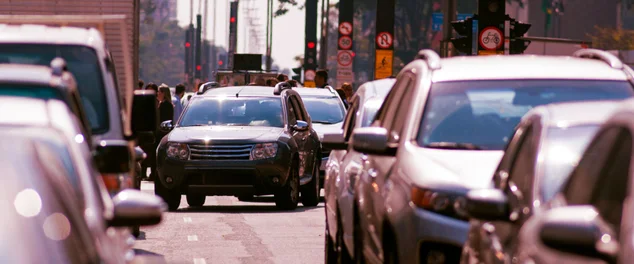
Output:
177 0 331 70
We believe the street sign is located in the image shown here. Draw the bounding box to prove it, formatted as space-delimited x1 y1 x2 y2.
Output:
339 22 352 35
376 32 393 49
304 70 316 81
304 81 316 88
432 13 473 32
337 50 353 67
338 36 353 50
479 26 503 50
375 49 393 79
478 50 503 55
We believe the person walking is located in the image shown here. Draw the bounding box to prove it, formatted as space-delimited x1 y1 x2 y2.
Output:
138 79 144 90
141 82 159 180
276 74 288 82
336 89 349 108
340 82 354 101
172 83 185 123
266 78 279 87
157 84 175 125
315 70 329 88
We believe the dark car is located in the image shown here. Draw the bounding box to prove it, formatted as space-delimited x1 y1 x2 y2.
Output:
155 84 322 211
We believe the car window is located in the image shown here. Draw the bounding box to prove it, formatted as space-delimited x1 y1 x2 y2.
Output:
388 75 414 142
179 97 284 127
506 126 536 215
373 76 408 126
290 96 307 121
287 97 298 125
379 75 411 131
418 80 633 150
0 44 109 134
0 84 64 100
361 100 383 128
342 101 358 141
537 125 600 202
302 96 345 124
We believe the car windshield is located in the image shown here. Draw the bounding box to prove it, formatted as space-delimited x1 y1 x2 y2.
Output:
0 84 64 100
0 44 109 134
302 96 345 124
179 97 284 127
539 125 600 202
418 80 633 150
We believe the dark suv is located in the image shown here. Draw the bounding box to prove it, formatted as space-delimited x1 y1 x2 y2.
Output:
155 83 322 211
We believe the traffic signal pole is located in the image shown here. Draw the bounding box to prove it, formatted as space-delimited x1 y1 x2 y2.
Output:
441 0 456 57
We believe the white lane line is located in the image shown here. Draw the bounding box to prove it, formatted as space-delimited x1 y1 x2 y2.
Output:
187 235 198 241
193 258 206 264
183 217 192 223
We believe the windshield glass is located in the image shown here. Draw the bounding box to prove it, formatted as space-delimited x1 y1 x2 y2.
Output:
302 96 345 124
0 44 109 134
418 80 633 150
179 97 284 127
0 84 64 100
539 125 600 202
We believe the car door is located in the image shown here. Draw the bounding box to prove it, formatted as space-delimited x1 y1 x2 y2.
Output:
360 72 415 260
326 97 358 212
288 94 311 179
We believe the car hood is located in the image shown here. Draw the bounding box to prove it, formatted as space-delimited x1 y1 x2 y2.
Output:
168 126 284 143
407 148 504 190
312 123 343 140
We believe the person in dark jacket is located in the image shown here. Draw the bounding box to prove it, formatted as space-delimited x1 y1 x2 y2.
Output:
336 89 349 109
157 84 174 126
140 82 159 180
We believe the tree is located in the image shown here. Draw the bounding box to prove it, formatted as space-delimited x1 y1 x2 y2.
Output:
588 26 634 50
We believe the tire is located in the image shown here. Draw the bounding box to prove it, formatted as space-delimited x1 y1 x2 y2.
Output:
337 217 353 263
301 157 320 207
186 194 206 207
275 160 300 210
154 177 181 211
325 219 338 264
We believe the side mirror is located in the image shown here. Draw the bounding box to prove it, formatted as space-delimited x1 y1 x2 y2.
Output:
108 189 166 227
322 132 347 150
539 205 618 263
465 189 510 221
159 120 174 132
94 140 132 174
292 120 309 131
351 127 394 156
131 90 158 134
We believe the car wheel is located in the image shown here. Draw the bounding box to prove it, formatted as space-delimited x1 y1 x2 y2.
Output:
301 157 320 207
186 194 206 207
337 217 353 263
325 219 338 264
275 160 300 210
154 177 180 211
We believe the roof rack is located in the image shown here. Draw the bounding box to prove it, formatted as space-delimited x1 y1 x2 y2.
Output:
273 81 292 95
50 57 68 76
572 49 624 69
416 49 441 70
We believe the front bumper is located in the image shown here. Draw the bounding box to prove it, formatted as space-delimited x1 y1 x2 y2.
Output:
157 157 290 196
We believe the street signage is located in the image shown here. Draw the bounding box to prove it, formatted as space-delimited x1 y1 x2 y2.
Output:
338 36 353 50
478 50 503 55
479 26 503 50
304 69 316 81
376 32 393 49
375 49 393 79
432 13 473 32
337 50 353 67
339 22 352 35
304 81 316 88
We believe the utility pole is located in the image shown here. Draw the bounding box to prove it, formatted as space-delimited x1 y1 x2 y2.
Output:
441 0 457 57
318 0 327 69
265 0 273 71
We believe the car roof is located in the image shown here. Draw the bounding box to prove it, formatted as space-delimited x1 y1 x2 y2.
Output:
528 100 622 128
293 87 337 97
202 86 279 97
430 55 629 82
0 64 67 87
356 78 395 100
0 24 104 49
0 96 77 129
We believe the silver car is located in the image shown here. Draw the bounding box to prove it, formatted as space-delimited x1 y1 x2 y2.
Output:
323 78 395 263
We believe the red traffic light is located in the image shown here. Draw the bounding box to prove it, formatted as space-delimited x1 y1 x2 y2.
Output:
307 42 315 49
218 60 224 66
185 42 191 48
196 65 201 71
230 17 236 23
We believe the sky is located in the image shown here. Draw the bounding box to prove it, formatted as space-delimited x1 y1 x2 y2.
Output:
177 0 331 70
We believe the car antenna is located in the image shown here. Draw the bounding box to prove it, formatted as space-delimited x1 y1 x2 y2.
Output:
236 87 245 97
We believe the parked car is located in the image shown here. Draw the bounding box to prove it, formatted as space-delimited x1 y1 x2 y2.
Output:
323 78 395 263
155 83 321 211
461 100 621 264
344 49 634 263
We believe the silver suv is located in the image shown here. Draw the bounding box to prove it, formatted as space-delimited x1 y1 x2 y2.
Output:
348 49 634 263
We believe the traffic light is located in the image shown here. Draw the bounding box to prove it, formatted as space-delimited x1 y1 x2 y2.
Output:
509 19 531 54
477 0 506 55
185 25 194 82
195 14 202 79
450 17 475 55
304 0 318 73
291 67 302 75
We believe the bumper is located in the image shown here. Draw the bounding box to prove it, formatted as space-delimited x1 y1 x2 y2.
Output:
157 157 290 196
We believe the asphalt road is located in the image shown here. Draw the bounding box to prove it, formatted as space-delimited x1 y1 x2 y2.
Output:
134 182 326 264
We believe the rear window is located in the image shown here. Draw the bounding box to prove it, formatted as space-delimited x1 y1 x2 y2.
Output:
0 44 109 134
418 80 633 150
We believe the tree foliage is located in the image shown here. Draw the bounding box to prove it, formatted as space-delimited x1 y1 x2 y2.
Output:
588 26 634 50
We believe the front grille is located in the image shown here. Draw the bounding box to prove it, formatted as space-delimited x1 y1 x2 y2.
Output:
189 144 253 160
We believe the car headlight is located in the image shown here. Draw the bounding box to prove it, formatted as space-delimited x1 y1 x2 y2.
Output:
251 143 278 160
411 187 468 219
167 143 190 160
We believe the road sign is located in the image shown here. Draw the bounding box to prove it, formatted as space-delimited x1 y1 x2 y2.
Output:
337 50 353 67
338 36 353 50
479 26 503 50
478 50 503 55
339 22 352 35
432 13 473 32
376 32 393 49
305 70 316 81
374 49 393 79
304 81 316 88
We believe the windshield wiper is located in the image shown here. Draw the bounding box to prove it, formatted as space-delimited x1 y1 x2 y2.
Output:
425 142 484 150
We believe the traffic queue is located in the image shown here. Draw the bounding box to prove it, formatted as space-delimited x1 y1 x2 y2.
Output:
322 49 634 264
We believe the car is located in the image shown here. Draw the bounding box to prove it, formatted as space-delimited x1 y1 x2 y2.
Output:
0 96 165 263
155 83 322 211
506 97 634 264
346 49 634 263
322 78 395 263
293 87 347 181
460 100 620 264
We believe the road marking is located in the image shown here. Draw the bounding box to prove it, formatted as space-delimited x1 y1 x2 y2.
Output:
193 258 206 264
183 217 192 223
187 235 198 241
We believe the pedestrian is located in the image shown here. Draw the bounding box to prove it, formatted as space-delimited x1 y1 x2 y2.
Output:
145 82 158 94
276 74 288 82
288 80 298 87
138 79 144 90
141 82 159 180
172 83 185 122
340 82 354 101
336 89 349 108
157 84 175 125
315 69 329 88
266 78 279 87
